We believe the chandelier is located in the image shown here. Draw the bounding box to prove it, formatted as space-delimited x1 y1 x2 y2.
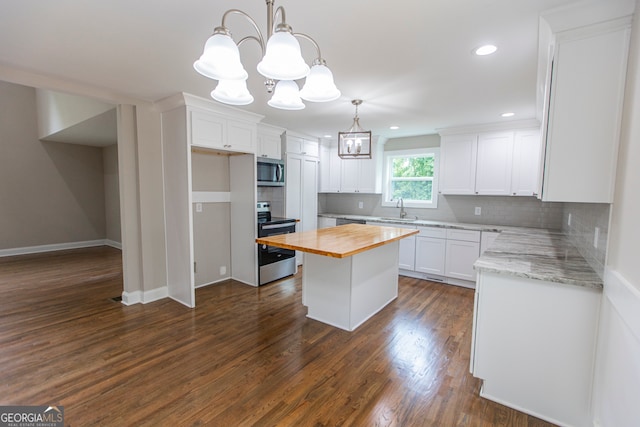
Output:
193 0 340 110
338 99 372 159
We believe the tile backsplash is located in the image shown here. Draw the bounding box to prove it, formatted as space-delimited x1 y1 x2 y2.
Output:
319 193 564 230
562 203 610 279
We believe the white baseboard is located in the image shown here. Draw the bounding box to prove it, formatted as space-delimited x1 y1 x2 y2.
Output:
121 286 168 306
194 276 231 288
104 239 122 250
0 239 113 257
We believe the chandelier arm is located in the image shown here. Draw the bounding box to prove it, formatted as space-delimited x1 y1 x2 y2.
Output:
220 9 266 53
237 36 266 56
293 33 323 62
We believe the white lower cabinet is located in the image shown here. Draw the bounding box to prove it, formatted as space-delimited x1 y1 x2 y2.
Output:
317 217 337 229
415 227 446 276
398 235 416 271
471 271 601 426
444 229 480 282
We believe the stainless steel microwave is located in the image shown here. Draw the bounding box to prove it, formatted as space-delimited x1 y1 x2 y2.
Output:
257 158 285 187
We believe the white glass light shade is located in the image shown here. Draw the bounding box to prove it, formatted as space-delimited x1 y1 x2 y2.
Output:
299 64 341 102
211 79 254 105
267 80 305 110
193 33 248 80
257 31 310 80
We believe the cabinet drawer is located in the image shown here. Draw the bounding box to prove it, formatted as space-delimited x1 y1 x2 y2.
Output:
446 229 481 242
417 226 446 239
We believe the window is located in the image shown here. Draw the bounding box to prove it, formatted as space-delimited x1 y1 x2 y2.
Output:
382 148 439 209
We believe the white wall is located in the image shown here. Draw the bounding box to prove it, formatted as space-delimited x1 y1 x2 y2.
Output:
593 1 640 425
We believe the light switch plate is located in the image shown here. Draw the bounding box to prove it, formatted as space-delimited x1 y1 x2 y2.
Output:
196 203 202 213
474 207 481 216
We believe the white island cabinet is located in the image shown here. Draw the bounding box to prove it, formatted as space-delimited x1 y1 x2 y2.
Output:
256 224 419 331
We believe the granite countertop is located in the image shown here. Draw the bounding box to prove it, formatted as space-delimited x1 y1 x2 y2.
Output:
474 230 603 290
317 213 539 233
318 213 603 290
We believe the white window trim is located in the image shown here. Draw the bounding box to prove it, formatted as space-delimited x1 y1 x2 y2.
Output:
381 147 439 209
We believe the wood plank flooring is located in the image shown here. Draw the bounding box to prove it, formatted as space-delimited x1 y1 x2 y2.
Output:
0 246 556 426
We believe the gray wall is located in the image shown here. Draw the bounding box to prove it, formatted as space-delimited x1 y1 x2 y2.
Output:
103 144 121 244
0 81 107 249
319 193 563 229
191 150 231 286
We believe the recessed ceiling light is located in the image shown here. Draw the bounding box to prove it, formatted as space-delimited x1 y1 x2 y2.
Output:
475 44 498 56
323 134 332 138
389 126 399 130
501 112 515 118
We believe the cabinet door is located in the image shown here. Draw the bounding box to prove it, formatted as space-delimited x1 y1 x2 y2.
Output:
357 158 378 193
439 134 478 194
511 129 541 196
190 110 226 149
340 159 359 192
398 235 416 271
542 26 629 202
285 153 303 222
227 120 256 153
475 132 514 195
301 157 318 232
258 132 281 159
302 139 319 157
328 143 342 192
445 239 480 281
415 236 446 275
319 143 331 192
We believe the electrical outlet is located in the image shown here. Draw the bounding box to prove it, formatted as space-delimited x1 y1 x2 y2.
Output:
474 207 481 216
358 201 364 209
220 266 227 275
568 213 572 226
594 227 600 248
196 203 203 213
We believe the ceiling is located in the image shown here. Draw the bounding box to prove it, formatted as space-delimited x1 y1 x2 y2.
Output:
0 0 580 140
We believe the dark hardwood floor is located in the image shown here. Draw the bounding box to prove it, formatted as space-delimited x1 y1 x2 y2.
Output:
0 246 556 426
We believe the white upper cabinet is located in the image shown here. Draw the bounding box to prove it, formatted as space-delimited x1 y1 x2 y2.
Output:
439 133 478 195
190 109 256 153
511 129 541 196
320 137 383 194
439 126 540 196
475 132 514 196
284 134 319 157
537 5 632 202
257 123 283 160
319 140 342 193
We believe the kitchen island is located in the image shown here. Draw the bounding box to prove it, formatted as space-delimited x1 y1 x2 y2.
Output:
256 223 419 331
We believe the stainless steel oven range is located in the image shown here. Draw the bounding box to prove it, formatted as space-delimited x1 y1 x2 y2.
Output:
257 202 297 285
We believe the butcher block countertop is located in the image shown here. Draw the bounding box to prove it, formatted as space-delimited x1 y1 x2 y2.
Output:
256 223 419 258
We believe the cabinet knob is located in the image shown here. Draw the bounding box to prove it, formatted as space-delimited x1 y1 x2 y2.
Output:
475 191 479 194
513 192 516 196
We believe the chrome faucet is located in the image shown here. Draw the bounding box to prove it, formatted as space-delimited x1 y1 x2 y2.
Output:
396 197 407 218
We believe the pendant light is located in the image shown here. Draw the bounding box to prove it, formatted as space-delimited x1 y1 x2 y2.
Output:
338 99 372 159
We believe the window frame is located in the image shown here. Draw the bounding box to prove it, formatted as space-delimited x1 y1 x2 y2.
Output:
381 147 440 209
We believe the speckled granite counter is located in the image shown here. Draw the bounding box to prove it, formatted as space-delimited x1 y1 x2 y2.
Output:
474 230 602 289
317 213 533 233
319 213 602 289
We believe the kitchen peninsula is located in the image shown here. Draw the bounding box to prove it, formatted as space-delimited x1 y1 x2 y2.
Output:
256 224 419 331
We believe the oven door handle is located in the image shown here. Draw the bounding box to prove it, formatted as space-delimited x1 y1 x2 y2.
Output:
260 223 296 230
